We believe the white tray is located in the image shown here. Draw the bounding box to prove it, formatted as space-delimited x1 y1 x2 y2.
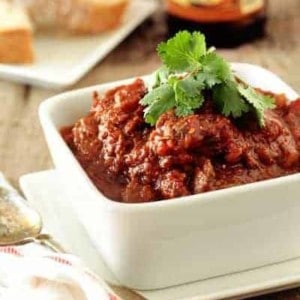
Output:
0 0 157 89
20 170 300 300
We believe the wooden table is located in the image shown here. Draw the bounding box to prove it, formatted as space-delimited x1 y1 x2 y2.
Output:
0 0 299 299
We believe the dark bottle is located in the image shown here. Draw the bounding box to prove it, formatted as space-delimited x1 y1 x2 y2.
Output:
165 0 267 48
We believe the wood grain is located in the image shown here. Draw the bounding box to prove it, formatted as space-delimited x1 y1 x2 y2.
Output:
0 0 299 298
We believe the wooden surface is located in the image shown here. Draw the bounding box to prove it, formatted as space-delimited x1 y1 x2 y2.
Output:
0 0 300 299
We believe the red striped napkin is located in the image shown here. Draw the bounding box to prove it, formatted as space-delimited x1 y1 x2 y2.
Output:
0 245 120 300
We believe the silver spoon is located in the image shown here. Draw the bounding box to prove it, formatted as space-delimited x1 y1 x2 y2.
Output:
0 186 64 252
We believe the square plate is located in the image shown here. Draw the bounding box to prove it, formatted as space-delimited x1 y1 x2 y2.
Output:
0 0 158 89
20 170 300 300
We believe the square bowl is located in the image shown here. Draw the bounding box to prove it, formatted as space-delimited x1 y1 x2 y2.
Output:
39 63 300 290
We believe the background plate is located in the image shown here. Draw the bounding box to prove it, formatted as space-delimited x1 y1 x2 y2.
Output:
0 0 158 89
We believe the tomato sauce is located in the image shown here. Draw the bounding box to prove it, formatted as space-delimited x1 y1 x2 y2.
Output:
61 79 300 203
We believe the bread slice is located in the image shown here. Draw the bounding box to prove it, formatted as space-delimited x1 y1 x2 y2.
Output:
68 0 130 34
0 1 34 64
18 0 129 34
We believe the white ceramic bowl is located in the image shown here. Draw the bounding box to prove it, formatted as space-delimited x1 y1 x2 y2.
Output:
39 63 300 290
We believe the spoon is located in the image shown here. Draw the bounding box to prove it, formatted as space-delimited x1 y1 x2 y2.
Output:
0 185 64 252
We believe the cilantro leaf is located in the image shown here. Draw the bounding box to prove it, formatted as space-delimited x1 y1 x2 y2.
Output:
213 81 250 118
157 31 206 72
153 66 170 87
173 77 204 116
142 85 175 125
237 84 276 127
197 52 231 88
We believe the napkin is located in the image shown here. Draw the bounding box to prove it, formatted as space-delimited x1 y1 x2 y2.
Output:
0 245 119 300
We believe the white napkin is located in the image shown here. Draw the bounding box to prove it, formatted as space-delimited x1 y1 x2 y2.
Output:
0 245 119 300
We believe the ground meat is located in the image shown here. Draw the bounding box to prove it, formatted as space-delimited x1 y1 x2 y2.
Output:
122 178 156 203
61 79 300 203
159 170 190 199
193 159 215 193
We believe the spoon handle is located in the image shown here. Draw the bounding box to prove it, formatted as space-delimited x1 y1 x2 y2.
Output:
35 234 66 253
11 234 66 253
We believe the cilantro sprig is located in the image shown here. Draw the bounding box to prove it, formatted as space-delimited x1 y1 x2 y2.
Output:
140 31 275 126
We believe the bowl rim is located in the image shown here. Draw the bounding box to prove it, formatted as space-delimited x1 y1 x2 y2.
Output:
39 63 300 212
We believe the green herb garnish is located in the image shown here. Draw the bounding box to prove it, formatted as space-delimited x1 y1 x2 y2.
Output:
140 31 275 126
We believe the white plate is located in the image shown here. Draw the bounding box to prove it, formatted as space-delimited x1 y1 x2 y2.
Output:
0 0 158 89
20 170 300 300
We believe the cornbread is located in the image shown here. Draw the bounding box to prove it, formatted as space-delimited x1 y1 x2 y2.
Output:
0 1 34 64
